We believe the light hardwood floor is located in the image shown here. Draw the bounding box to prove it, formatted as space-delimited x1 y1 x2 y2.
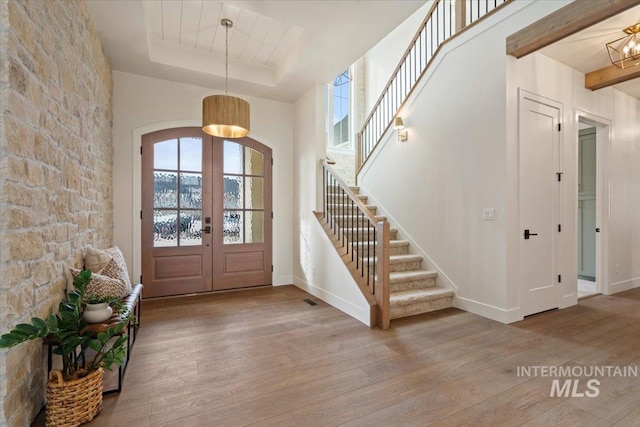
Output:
32 285 640 426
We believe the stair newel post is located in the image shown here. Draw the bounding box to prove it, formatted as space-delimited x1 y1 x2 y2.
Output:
322 164 327 219
375 221 391 329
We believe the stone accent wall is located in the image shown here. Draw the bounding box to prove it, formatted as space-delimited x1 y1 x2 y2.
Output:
0 1 113 425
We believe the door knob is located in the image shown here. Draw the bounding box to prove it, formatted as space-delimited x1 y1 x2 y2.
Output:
201 226 211 234
524 229 538 239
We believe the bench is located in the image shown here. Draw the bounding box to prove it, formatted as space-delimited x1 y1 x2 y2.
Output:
47 284 143 394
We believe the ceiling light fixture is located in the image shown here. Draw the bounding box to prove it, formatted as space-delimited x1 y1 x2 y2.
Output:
606 23 640 69
202 19 250 138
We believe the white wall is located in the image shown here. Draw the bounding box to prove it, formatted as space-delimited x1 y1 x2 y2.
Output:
112 71 294 286
359 0 632 324
508 52 640 303
364 1 434 114
292 85 371 325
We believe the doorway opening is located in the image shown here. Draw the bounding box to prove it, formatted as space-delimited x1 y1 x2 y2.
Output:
575 112 610 299
577 125 597 298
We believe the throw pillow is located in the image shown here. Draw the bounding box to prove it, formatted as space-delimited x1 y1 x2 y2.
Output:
84 247 113 274
70 268 129 299
103 246 133 294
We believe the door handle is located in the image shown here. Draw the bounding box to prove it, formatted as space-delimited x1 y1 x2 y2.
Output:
524 229 538 239
201 226 211 234
596 228 600 232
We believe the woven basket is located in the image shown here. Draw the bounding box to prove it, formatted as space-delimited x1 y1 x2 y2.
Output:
46 368 103 427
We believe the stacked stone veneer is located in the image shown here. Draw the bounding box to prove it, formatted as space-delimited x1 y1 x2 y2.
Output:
0 1 113 425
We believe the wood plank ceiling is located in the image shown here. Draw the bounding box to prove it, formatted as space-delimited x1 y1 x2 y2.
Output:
144 0 304 86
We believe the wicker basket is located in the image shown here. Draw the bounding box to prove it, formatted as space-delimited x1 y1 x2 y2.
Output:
46 368 103 427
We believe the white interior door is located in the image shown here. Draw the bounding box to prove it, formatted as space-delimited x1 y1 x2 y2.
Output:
519 92 562 317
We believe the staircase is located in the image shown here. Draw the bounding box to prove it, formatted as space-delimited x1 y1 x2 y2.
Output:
328 185 454 321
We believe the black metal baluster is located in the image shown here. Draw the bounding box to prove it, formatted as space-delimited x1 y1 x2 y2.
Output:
365 212 369 283
341 189 346 248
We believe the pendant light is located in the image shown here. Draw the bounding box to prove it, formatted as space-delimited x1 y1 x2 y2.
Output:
202 18 250 138
606 23 640 69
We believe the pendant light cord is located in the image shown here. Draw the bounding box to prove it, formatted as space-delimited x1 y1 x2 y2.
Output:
225 20 229 96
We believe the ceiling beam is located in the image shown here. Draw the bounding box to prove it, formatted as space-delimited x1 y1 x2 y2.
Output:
585 64 640 90
506 0 640 58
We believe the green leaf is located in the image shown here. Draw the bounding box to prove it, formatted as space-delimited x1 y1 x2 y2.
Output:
0 334 21 347
7 329 32 338
45 314 59 331
97 332 109 345
15 323 40 335
31 317 48 330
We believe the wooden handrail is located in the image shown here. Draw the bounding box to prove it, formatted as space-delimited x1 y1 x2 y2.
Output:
356 0 513 177
322 159 380 225
357 0 441 137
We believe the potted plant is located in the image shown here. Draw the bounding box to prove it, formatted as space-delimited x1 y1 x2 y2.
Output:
0 270 128 426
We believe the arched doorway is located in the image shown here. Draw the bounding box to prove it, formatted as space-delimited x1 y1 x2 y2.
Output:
141 127 272 298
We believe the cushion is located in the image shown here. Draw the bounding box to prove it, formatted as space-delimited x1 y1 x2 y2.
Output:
104 246 133 293
84 246 133 295
84 247 113 274
70 268 129 299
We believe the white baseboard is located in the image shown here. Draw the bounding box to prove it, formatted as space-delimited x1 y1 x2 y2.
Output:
560 293 578 309
293 276 371 327
611 277 640 294
273 275 293 286
454 296 521 324
359 191 458 292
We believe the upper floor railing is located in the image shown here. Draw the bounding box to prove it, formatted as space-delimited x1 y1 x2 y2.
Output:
356 0 511 174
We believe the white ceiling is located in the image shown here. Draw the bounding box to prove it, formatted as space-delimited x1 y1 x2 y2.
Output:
540 4 640 99
86 1 639 103
85 0 427 102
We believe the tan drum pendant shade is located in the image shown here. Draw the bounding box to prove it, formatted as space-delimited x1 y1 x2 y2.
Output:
202 18 250 138
202 95 250 138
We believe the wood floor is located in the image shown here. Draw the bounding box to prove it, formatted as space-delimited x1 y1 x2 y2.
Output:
32 285 640 426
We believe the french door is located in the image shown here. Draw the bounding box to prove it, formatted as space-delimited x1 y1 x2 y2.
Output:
141 127 272 298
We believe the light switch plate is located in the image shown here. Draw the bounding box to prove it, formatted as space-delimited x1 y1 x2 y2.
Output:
483 209 495 220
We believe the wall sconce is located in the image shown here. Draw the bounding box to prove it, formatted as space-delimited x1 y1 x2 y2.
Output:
394 117 408 142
